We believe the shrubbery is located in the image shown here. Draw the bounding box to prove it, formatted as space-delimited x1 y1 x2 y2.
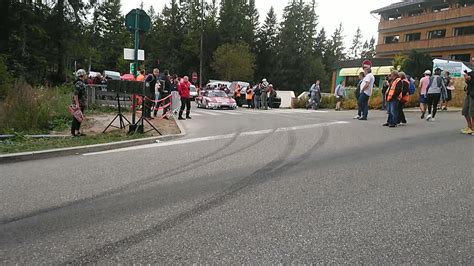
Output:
0 82 71 134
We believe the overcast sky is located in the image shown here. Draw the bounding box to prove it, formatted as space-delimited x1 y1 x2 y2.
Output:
121 0 396 48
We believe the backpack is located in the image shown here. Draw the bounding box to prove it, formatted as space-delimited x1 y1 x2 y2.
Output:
408 76 416 95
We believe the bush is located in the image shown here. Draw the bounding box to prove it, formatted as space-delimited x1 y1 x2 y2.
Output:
0 82 71 134
0 55 13 99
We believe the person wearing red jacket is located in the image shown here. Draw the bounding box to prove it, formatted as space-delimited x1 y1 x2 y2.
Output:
178 76 192 120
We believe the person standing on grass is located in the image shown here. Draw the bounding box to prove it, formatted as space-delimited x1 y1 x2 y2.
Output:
178 76 192 120
357 61 375 120
383 70 403 128
419 70 431 119
71 69 88 137
425 68 446 122
441 71 453 111
354 72 365 119
461 71 474 135
334 80 345 111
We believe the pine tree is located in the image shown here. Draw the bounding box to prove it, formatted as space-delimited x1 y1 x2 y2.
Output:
350 27 363 59
255 7 278 81
314 28 326 57
360 37 376 59
276 0 322 92
323 23 346 77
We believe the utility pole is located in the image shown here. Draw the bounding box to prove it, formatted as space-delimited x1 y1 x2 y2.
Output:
199 0 204 89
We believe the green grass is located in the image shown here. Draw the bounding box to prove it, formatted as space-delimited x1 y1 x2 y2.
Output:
0 133 146 154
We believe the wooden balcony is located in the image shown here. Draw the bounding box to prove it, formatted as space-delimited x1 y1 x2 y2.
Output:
378 6 474 31
376 35 474 54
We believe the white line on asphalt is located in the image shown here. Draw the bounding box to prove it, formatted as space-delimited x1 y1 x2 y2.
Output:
193 110 221 116
83 121 350 156
216 110 241 115
191 113 203 116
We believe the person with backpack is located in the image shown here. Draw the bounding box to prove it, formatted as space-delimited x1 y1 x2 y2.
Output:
70 69 88 137
397 72 410 125
334 80 345 111
307 80 322 110
425 68 446 122
419 70 431 119
461 71 474 135
353 72 365 119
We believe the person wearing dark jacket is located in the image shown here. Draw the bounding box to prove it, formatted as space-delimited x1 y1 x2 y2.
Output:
461 71 474 135
383 70 403 128
397 72 409 125
71 69 88 136
160 70 173 118
144 68 160 119
178 76 192 120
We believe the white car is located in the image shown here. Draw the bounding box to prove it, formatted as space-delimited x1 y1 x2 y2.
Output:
190 85 198 100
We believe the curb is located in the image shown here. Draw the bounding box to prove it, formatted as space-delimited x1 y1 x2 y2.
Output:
0 118 186 164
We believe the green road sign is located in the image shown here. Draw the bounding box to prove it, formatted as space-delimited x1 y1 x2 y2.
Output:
125 9 151 32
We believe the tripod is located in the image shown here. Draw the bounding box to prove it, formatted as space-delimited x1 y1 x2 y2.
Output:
130 95 162 135
103 92 131 133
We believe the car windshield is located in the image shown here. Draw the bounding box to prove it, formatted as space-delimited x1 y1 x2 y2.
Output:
190 86 196 92
208 91 227 97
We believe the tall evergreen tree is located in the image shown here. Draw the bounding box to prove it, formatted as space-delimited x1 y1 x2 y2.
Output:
255 7 278 82
276 0 323 92
323 23 346 79
360 37 376 59
350 27 363 59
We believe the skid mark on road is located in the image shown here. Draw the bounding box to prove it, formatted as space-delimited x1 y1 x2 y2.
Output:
65 127 332 263
84 121 349 156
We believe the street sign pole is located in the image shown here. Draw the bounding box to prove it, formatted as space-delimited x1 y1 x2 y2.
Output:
132 10 140 125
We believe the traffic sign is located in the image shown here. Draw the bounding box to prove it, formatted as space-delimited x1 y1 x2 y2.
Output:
125 9 151 32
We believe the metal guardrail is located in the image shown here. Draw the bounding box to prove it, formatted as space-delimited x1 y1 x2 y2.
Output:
86 84 133 108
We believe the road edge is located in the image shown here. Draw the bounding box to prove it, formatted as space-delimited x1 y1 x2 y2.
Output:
0 118 186 164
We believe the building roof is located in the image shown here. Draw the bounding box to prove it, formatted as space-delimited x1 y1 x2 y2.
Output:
333 58 394 69
371 0 426 14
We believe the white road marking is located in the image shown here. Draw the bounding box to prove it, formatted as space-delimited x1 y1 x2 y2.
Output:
84 121 349 156
191 113 203 116
216 110 241 115
193 110 221 116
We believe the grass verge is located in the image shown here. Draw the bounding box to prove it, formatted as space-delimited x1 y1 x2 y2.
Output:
0 133 146 154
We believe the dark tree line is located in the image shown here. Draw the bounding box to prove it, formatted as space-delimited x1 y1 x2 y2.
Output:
0 0 375 93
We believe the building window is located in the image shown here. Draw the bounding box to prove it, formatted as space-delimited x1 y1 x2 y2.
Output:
449 54 471 62
405 33 421 42
431 55 443 59
454 26 474 36
433 4 450 12
384 35 400 44
428 29 446 39
388 14 402 20
408 9 424 16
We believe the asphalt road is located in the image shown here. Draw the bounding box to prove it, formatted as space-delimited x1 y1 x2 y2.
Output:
1 105 473 264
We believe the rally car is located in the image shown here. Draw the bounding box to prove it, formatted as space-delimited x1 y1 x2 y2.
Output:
195 90 237 109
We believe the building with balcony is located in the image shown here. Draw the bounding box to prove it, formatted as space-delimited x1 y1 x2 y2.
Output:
371 0 474 65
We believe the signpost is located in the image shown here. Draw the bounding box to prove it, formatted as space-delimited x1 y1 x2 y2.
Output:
125 9 151 133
